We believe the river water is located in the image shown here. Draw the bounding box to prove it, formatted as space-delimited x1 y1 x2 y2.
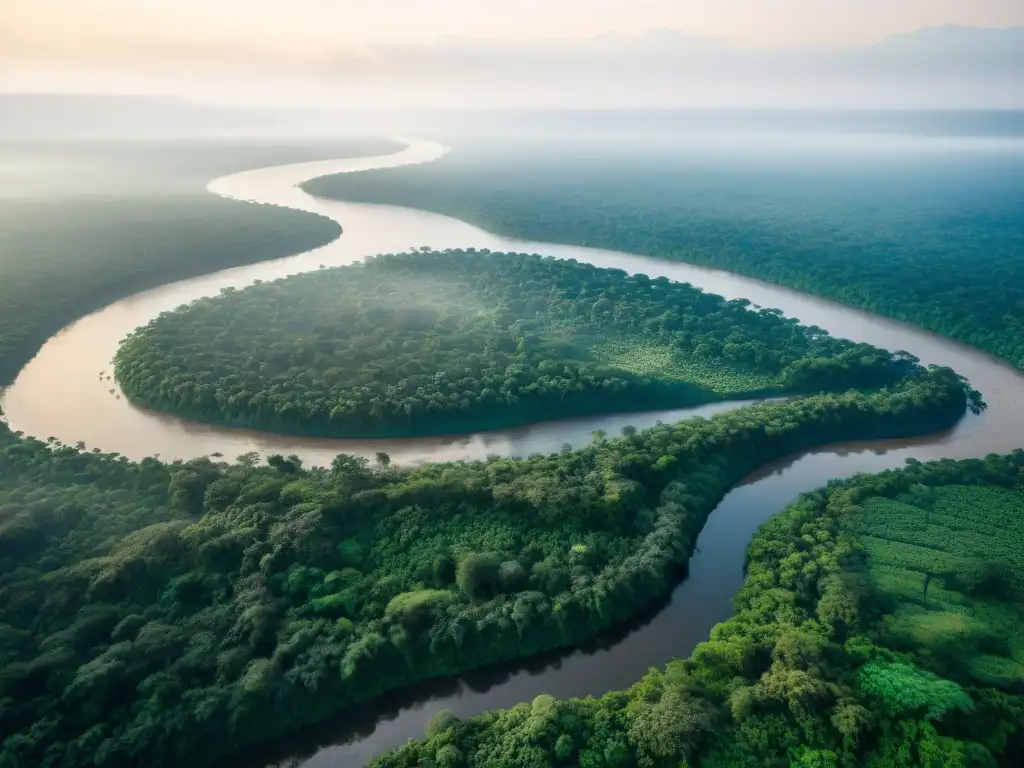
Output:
2 139 1022 766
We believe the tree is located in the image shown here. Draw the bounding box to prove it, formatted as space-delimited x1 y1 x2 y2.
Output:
958 561 1012 600
433 554 456 586
425 709 461 739
331 453 370 478
629 686 716 763
831 700 873 749
498 560 527 593
554 734 575 761
267 453 302 474
456 553 501 599
435 744 463 767
858 662 974 720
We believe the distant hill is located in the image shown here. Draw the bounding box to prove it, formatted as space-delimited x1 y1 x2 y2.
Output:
873 24 1024 55
861 25 1024 72
322 25 1024 108
347 25 1024 75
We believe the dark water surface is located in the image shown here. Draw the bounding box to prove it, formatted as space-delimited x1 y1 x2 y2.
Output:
2 137 1022 766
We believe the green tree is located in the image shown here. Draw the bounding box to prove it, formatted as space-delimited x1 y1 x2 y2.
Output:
456 553 501 599
425 709 461 739
629 686 717 763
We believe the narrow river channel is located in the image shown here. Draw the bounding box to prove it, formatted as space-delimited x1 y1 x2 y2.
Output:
2 138 1022 766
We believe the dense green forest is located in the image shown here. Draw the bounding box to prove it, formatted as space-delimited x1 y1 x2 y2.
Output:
0 138 398 385
303 144 1024 370
375 451 1024 768
0 361 973 767
114 249 917 437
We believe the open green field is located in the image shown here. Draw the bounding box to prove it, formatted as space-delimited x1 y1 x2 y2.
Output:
594 337 780 393
114 248 917 437
857 485 1024 688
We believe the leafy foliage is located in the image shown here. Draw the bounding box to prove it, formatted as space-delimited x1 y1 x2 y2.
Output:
114 249 915 437
0 363 970 768
375 452 1024 768
858 663 974 720
853 483 1024 691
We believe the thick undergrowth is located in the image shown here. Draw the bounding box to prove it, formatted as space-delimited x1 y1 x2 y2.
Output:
0 365 973 768
376 450 1024 768
115 249 917 438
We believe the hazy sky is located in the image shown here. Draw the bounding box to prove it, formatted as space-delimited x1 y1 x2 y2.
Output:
4 0 1024 58
2 0 1022 107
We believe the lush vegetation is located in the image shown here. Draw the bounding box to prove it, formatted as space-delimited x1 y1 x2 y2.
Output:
0 138 398 385
375 451 1024 768
303 143 1024 370
115 248 918 437
855 485 1024 691
0 360 973 767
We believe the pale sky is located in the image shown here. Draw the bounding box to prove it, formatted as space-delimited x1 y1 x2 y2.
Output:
2 0 1022 107
4 0 1024 59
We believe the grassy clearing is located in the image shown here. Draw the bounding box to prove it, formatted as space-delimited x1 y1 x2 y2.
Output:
593 337 780 394
856 485 1024 686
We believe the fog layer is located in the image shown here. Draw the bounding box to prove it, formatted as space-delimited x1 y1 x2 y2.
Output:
2 26 1022 109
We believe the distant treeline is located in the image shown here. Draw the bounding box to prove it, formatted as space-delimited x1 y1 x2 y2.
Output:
115 249 918 438
0 139 399 386
303 146 1024 372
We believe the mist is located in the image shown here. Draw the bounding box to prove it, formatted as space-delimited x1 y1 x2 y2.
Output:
4 99 1024 148
2 25 1023 117
315 27 1024 110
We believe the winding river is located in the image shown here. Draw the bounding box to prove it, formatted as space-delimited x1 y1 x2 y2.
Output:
2 138 1023 766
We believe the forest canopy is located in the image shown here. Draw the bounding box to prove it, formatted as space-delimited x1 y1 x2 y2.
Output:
375 451 1024 768
114 249 918 438
0 360 971 768
303 144 1024 372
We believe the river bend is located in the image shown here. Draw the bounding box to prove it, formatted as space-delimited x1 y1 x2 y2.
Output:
2 138 1022 766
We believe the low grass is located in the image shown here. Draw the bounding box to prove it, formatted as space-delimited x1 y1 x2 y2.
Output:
855 485 1024 688
592 338 780 394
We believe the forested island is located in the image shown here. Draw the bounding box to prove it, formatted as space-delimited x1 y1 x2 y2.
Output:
115 249 918 438
0 138 398 386
376 451 1024 767
302 146 1024 371
0 359 974 767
